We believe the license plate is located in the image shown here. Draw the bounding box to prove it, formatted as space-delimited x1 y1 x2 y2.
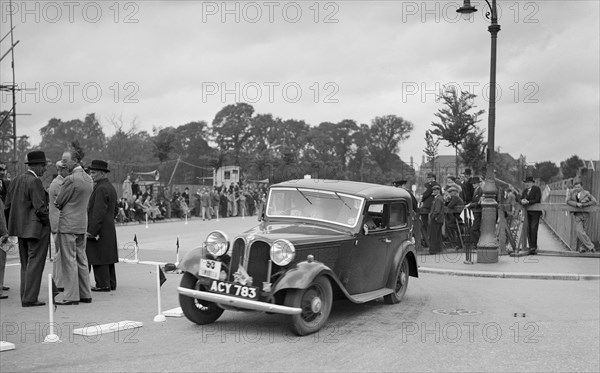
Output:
209 280 258 300
199 259 222 280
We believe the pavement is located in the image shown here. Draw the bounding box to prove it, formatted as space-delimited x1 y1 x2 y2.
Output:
418 221 600 281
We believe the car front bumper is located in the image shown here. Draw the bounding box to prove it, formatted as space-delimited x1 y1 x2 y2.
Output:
177 287 302 315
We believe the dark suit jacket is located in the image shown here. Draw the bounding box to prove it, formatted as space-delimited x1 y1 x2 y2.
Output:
420 181 440 213
5 171 49 238
468 186 483 213
521 185 542 215
86 178 119 265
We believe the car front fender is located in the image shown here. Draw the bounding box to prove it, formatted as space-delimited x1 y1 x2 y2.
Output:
178 245 209 277
272 261 340 293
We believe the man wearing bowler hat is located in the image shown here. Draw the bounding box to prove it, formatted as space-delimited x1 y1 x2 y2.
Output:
520 176 542 254
5 151 50 307
86 160 119 291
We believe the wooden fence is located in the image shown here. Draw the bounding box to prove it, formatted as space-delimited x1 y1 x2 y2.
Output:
543 163 599 250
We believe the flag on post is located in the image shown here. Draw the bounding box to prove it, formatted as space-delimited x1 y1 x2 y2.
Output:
176 236 179 254
134 234 138 246
159 266 167 287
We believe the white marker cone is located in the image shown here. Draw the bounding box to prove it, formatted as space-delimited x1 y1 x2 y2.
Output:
44 274 61 343
154 265 166 323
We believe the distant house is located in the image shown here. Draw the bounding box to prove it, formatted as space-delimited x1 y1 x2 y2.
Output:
214 165 240 187
419 155 467 182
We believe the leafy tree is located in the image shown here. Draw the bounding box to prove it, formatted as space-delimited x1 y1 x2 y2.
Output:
423 130 440 171
459 129 487 175
534 161 559 183
560 155 584 179
430 88 485 175
151 126 177 162
368 115 414 173
38 113 106 162
212 103 254 165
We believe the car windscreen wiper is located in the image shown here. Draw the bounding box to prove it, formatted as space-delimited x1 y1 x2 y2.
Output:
295 188 312 205
334 192 352 209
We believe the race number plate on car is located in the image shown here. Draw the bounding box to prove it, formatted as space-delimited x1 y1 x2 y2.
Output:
199 259 222 280
209 280 258 300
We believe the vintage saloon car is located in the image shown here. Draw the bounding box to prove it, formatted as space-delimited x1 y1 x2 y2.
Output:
177 179 419 335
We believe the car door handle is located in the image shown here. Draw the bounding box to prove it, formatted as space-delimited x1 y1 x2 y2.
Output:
381 238 391 244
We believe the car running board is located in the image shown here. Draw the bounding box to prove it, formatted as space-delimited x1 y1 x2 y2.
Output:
348 288 394 303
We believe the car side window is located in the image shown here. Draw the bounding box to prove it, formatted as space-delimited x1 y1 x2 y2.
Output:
389 202 408 229
364 203 388 231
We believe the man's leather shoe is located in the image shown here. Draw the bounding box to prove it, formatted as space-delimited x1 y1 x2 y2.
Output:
0 295 7 299
22 301 46 307
2 286 9 291
80 298 92 303
91 287 110 292
55 300 79 305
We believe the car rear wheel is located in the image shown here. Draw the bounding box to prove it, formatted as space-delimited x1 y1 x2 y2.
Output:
179 272 224 325
285 276 333 336
384 256 409 304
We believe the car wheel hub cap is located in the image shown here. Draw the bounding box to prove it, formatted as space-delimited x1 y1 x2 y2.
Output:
311 297 322 313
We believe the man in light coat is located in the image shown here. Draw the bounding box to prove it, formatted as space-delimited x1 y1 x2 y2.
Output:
49 160 69 290
566 179 598 253
54 151 94 305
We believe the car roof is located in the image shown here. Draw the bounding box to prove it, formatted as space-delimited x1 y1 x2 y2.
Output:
271 179 411 200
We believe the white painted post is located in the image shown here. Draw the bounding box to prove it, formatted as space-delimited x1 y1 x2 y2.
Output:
44 274 60 343
153 265 166 323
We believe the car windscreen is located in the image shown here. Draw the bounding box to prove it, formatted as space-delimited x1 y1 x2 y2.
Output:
266 187 364 228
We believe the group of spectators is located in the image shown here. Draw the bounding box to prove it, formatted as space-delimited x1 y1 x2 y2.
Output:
0 151 119 307
115 179 268 224
414 169 597 255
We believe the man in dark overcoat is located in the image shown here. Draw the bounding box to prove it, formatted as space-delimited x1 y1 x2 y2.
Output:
419 172 439 247
86 160 119 291
5 151 50 307
466 176 483 245
520 176 542 254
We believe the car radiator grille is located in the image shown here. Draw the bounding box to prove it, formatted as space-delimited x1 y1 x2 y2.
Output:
229 238 270 286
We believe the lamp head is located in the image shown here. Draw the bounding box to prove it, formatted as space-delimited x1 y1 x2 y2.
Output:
457 0 478 20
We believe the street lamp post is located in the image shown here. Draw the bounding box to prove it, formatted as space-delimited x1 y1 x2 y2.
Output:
457 0 500 263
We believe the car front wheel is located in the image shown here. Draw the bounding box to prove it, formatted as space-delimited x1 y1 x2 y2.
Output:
179 272 224 325
384 256 409 304
285 276 333 336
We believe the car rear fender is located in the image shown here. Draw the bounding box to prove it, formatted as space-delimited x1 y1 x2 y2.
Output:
385 240 418 288
272 261 341 293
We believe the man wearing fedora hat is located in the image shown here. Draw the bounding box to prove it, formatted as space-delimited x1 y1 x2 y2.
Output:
520 176 542 254
4 151 50 307
86 160 119 292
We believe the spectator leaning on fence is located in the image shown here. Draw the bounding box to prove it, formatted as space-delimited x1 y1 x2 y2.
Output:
566 180 598 253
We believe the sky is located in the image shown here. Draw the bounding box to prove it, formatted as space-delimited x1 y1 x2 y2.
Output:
1 0 599 168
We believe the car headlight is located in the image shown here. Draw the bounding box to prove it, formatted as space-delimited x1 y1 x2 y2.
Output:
205 230 229 257
270 239 295 266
